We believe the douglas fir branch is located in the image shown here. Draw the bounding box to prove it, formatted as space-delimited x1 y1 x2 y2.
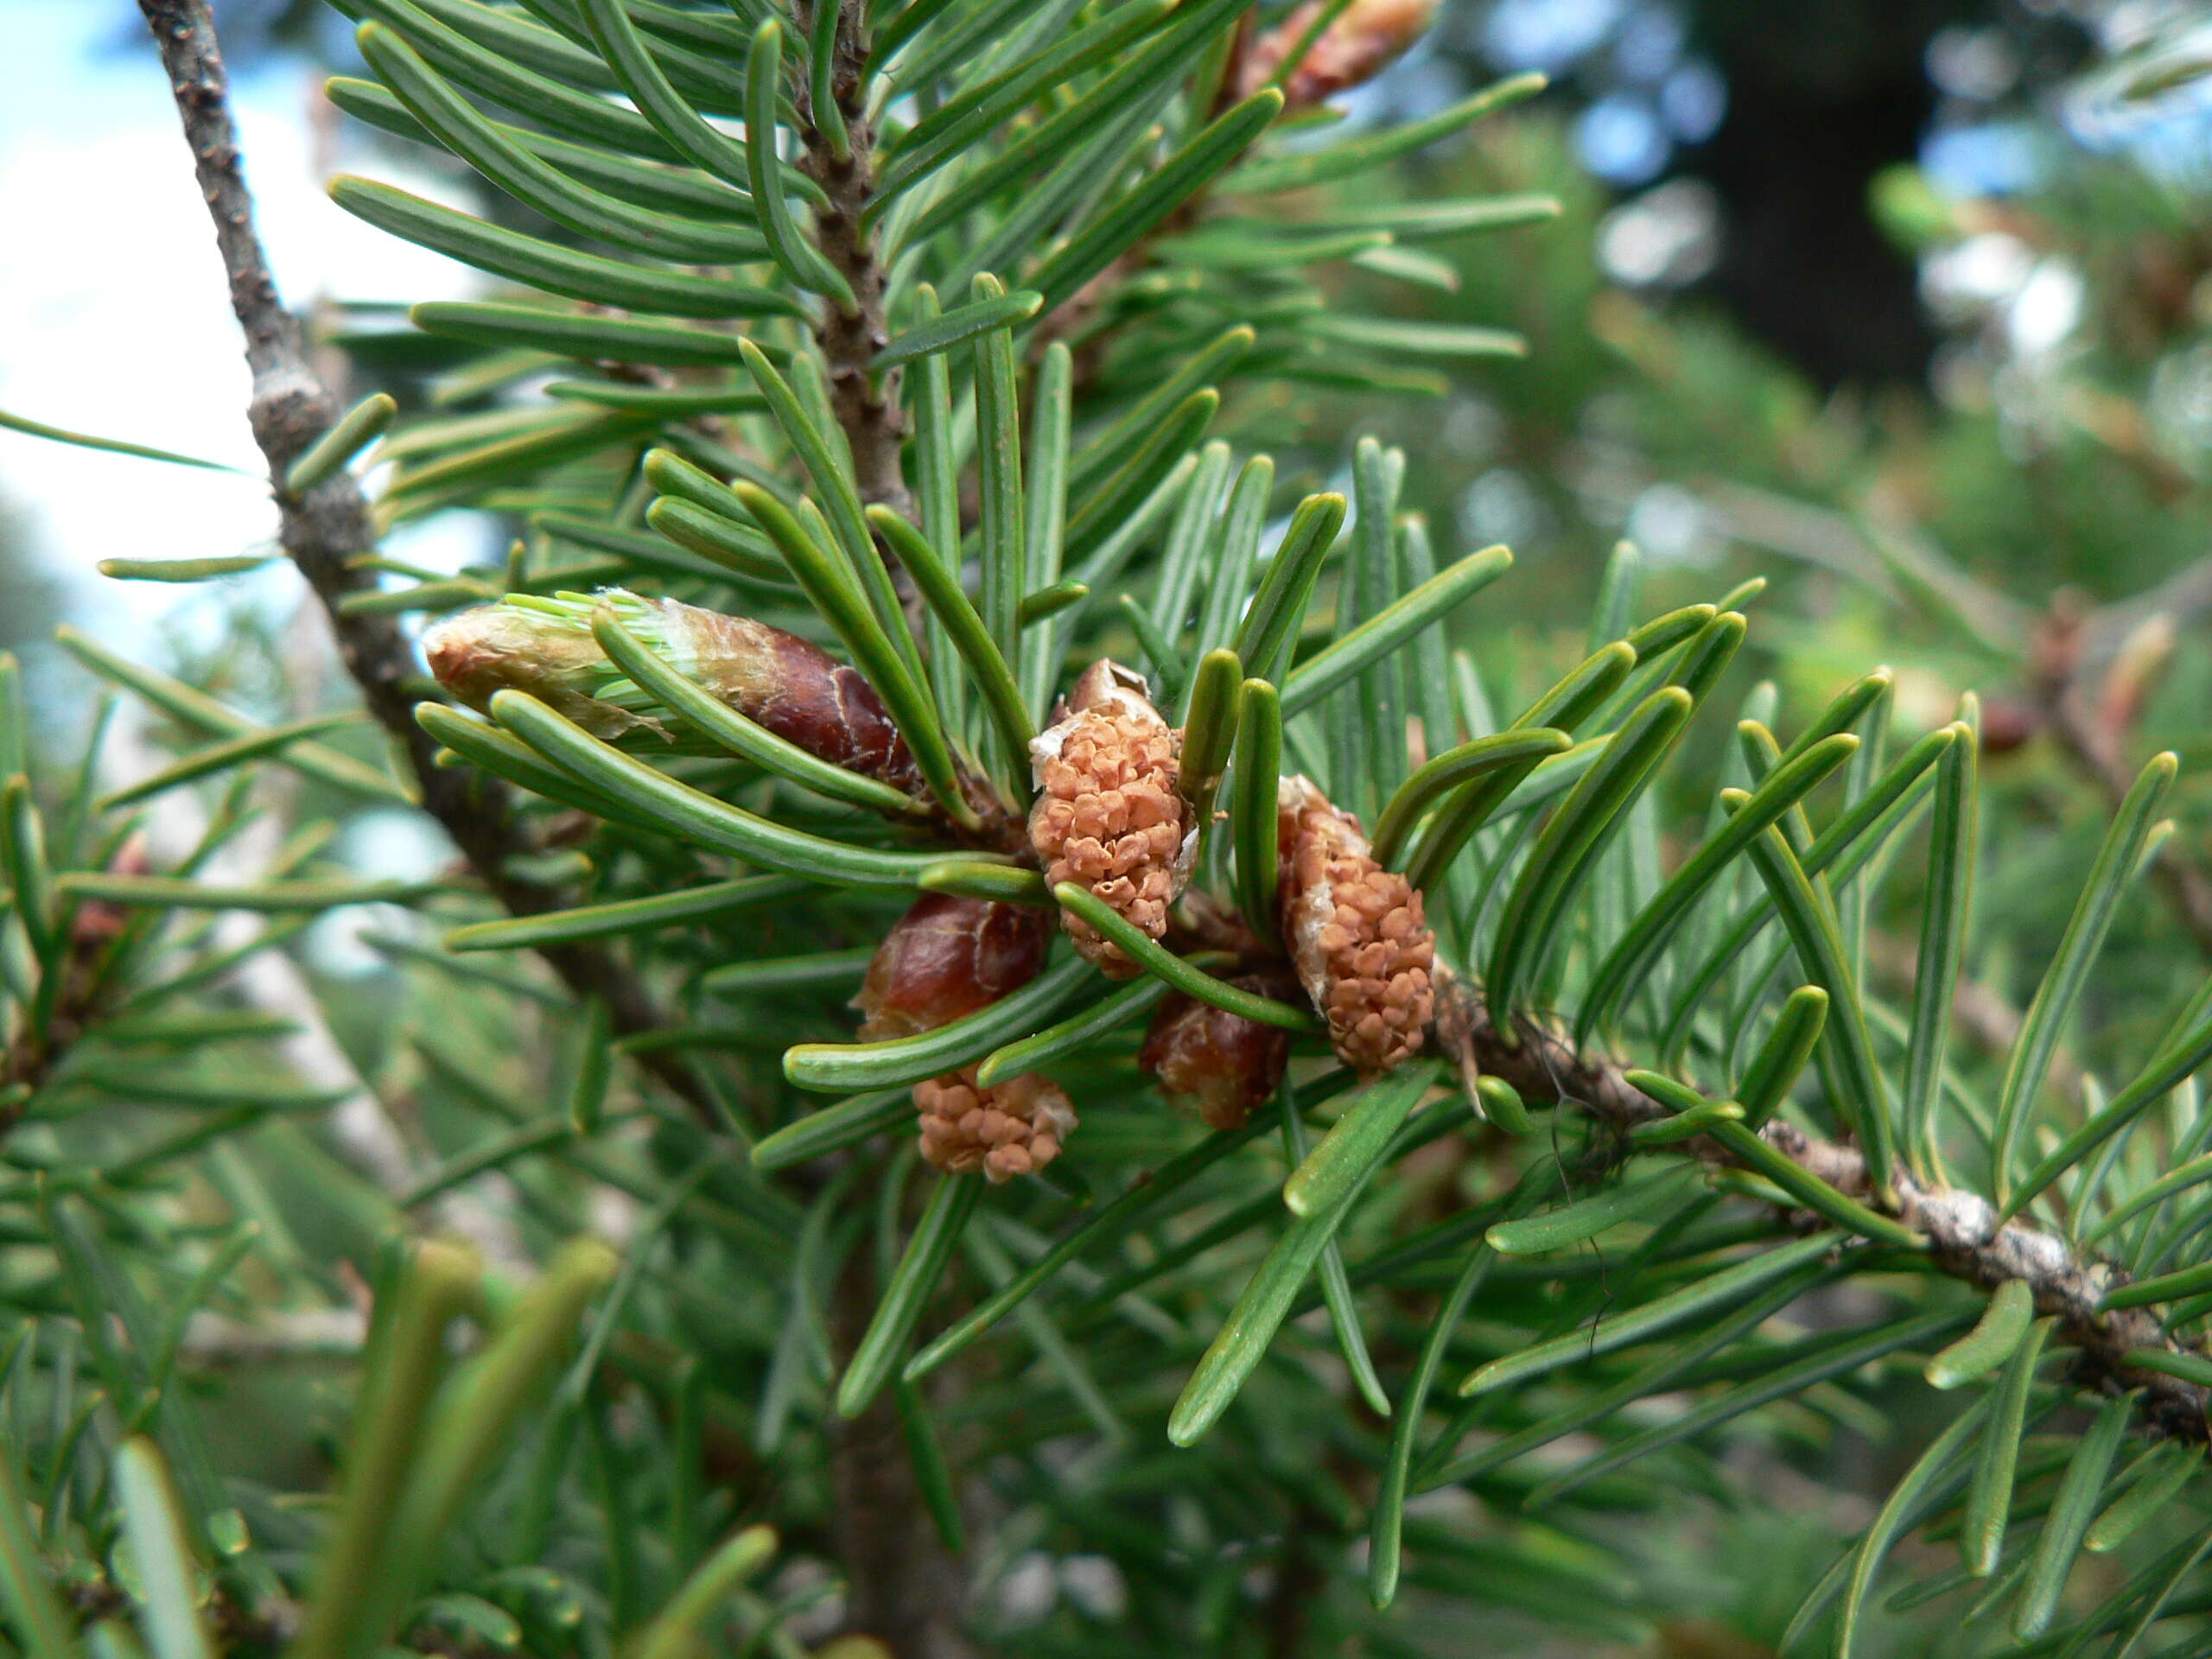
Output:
0 0 2202 1655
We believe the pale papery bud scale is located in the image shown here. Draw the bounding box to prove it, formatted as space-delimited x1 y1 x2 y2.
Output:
1278 774 1436 1075
1028 661 1196 978
422 604 654 742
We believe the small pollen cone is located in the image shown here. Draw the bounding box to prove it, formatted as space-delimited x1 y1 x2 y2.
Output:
1139 980 1294 1131
1278 774 1435 1075
1029 660 1195 979
1238 0 1439 109
423 592 923 791
916 1067 1077 1183
854 895 1071 1180
854 893 1052 1041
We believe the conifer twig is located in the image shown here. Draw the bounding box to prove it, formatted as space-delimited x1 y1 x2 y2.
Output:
791 13 980 1652
137 0 718 1126
1433 969 2212 1444
1680 470 2212 961
794 0 909 515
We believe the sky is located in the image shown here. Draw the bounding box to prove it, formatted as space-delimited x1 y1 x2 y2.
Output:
0 0 477 659
0 1 493 912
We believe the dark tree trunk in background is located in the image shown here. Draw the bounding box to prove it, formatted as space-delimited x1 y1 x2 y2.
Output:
1682 0 1974 389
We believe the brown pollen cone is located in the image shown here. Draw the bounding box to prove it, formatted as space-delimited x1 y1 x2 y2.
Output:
1237 0 1439 109
1139 979 1294 1131
1028 660 1195 979
854 895 1073 1180
1278 774 1435 1075
854 893 1052 1041
915 1067 1077 1183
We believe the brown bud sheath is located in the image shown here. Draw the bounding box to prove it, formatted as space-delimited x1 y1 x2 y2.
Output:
423 592 923 791
1278 774 1436 1075
916 1067 1077 1183
1029 661 1196 979
1975 696 2042 756
854 894 1052 1041
1139 979 1294 1131
1237 0 1439 109
662 601 921 790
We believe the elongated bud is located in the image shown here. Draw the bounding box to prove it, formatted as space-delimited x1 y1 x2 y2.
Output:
1238 0 1439 109
1278 774 1435 1075
854 893 1051 1041
916 1067 1077 1183
422 600 652 741
423 591 922 791
1029 661 1196 979
1139 979 1294 1131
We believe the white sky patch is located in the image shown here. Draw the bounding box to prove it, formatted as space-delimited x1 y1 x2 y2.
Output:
0 0 480 657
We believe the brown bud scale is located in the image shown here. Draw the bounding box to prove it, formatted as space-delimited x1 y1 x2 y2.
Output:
1278 774 1435 1075
671 604 921 791
1139 979 1294 1130
1028 661 1195 978
71 832 152 948
855 894 1052 1041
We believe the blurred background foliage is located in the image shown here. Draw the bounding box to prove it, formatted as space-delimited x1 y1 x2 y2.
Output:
1283 0 2212 1069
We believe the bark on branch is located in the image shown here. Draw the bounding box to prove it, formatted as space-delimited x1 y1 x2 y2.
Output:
794 0 908 515
137 0 717 1126
789 10 981 1655
1434 969 2212 1446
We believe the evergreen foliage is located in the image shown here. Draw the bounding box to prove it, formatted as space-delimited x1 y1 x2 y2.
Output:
0 2 2208 1656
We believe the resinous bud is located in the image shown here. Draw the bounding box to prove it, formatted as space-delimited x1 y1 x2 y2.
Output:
854 893 1051 1041
1139 980 1294 1130
423 590 923 791
851 893 1073 1183
1238 0 1439 109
